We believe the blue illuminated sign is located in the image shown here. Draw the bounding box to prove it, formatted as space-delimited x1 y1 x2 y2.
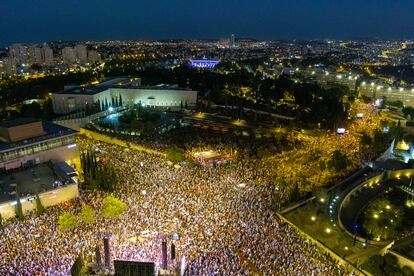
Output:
190 59 220 69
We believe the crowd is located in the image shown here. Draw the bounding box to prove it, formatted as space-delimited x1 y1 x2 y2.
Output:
0 134 348 275
0 102 384 275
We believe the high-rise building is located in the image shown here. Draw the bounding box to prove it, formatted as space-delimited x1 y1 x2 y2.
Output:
88 50 101 63
74 44 88 63
62 47 77 64
9 44 28 65
230 34 236 48
4 58 17 76
31 46 43 65
42 45 54 65
0 60 5 78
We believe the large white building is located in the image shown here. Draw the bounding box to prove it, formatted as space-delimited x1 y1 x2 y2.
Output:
51 78 198 114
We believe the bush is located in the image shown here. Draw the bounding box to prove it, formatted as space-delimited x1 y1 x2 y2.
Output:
81 205 95 224
328 150 348 172
58 213 79 231
166 147 186 163
101 196 126 218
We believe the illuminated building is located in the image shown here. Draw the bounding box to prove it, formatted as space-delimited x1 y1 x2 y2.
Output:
189 59 220 69
52 78 198 114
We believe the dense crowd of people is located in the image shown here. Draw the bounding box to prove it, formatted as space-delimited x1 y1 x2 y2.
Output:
0 136 348 275
0 101 385 275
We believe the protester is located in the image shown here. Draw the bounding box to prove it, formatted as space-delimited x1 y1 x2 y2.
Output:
0 136 346 275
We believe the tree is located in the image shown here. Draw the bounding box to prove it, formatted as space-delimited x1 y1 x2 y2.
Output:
328 150 348 172
101 196 126 218
15 194 24 221
166 147 186 163
313 187 328 203
401 266 414 276
35 194 45 215
41 98 55 120
361 254 384 275
58 213 79 231
363 199 404 241
362 253 414 276
81 205 95 224
119 94 123 106
20 102 42 118
360 132 372 149
71 254 85 276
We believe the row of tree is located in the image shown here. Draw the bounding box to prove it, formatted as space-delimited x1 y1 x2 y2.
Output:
80 150 117 192
58 196 126 231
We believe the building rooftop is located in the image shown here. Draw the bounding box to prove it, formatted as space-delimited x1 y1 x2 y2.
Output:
0 121 76 152
54 84 195 96
0 117 39 128
0 162 76 203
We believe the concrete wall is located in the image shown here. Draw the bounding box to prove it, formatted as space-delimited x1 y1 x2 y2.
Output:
0 183 79 219
360 86 414 107
53 107 125 131
389 250 414 270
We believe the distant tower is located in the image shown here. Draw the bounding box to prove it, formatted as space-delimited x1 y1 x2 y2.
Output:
230 34 236 48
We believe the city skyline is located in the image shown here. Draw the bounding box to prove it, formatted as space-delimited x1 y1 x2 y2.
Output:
1 0 414 46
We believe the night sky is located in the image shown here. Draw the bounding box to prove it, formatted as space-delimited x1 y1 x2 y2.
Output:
1 0 413 46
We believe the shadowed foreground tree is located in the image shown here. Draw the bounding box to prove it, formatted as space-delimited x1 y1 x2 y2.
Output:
35 193 45 215
15 194 24 221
